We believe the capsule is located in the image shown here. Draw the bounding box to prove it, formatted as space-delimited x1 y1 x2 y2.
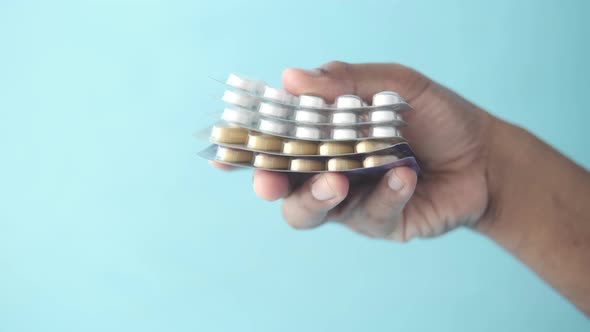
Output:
215 146 253 163
327 158 362 171
210 124 249 144
318 142 354 155
355 140 394 153
282 140 318 155
253 153 289 169
290 158 325 171
246 132 283 151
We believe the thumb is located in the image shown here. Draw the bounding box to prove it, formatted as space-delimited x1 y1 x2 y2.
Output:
281 61 432 103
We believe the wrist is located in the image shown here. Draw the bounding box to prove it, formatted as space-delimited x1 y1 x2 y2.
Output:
475 115 590 315
474 117 537 239
475 115 583 249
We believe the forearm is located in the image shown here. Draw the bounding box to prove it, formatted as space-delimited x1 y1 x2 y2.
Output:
478 117 590 315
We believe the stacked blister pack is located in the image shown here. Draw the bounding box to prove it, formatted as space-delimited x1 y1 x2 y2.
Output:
199 74 419 176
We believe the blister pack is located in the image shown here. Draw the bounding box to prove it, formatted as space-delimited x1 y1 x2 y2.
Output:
199 74 419 175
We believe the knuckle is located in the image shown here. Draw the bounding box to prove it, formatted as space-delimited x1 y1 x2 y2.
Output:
385 64 431 100
385 62 418 77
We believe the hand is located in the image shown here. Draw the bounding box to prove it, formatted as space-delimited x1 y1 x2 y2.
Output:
215 61 496 241
212 61 590 314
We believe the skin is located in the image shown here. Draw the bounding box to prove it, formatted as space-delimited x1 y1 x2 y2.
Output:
212 61 590 315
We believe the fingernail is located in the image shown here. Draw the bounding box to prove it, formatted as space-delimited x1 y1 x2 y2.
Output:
311 175 336 201
388 169 405 191
300 68 323 77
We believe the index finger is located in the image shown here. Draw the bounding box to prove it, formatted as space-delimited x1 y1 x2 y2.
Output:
281 61 431 103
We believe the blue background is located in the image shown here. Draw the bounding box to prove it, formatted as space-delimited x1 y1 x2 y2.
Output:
1 0 589 331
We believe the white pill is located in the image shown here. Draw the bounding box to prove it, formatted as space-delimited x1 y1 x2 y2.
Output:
226 74 266 95
369 110 402 122
258 102 292 118
370 126 400 138
222 90 259 109
294 110 328 123
263 87 293 104
372 91 402 106
295 126 323 140
258 118 291 135
336 95 363 109
221 107 253 126
331 112 357 124
331 128 358 140
299 95 327 108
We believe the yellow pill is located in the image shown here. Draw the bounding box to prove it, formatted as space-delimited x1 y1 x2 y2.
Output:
327 158 362 171
210 124 249 144
253 154 289 169
282 140 318 155
363 155 400 168
318 142 354 155
246 132 283 151
355 140 396 153
215 146 253 163
290 159 325 172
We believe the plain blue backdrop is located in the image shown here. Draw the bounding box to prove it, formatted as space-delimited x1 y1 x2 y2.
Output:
1 0 589 331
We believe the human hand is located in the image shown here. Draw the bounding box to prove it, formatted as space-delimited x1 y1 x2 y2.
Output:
211 61 590 314
215 61 495 241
